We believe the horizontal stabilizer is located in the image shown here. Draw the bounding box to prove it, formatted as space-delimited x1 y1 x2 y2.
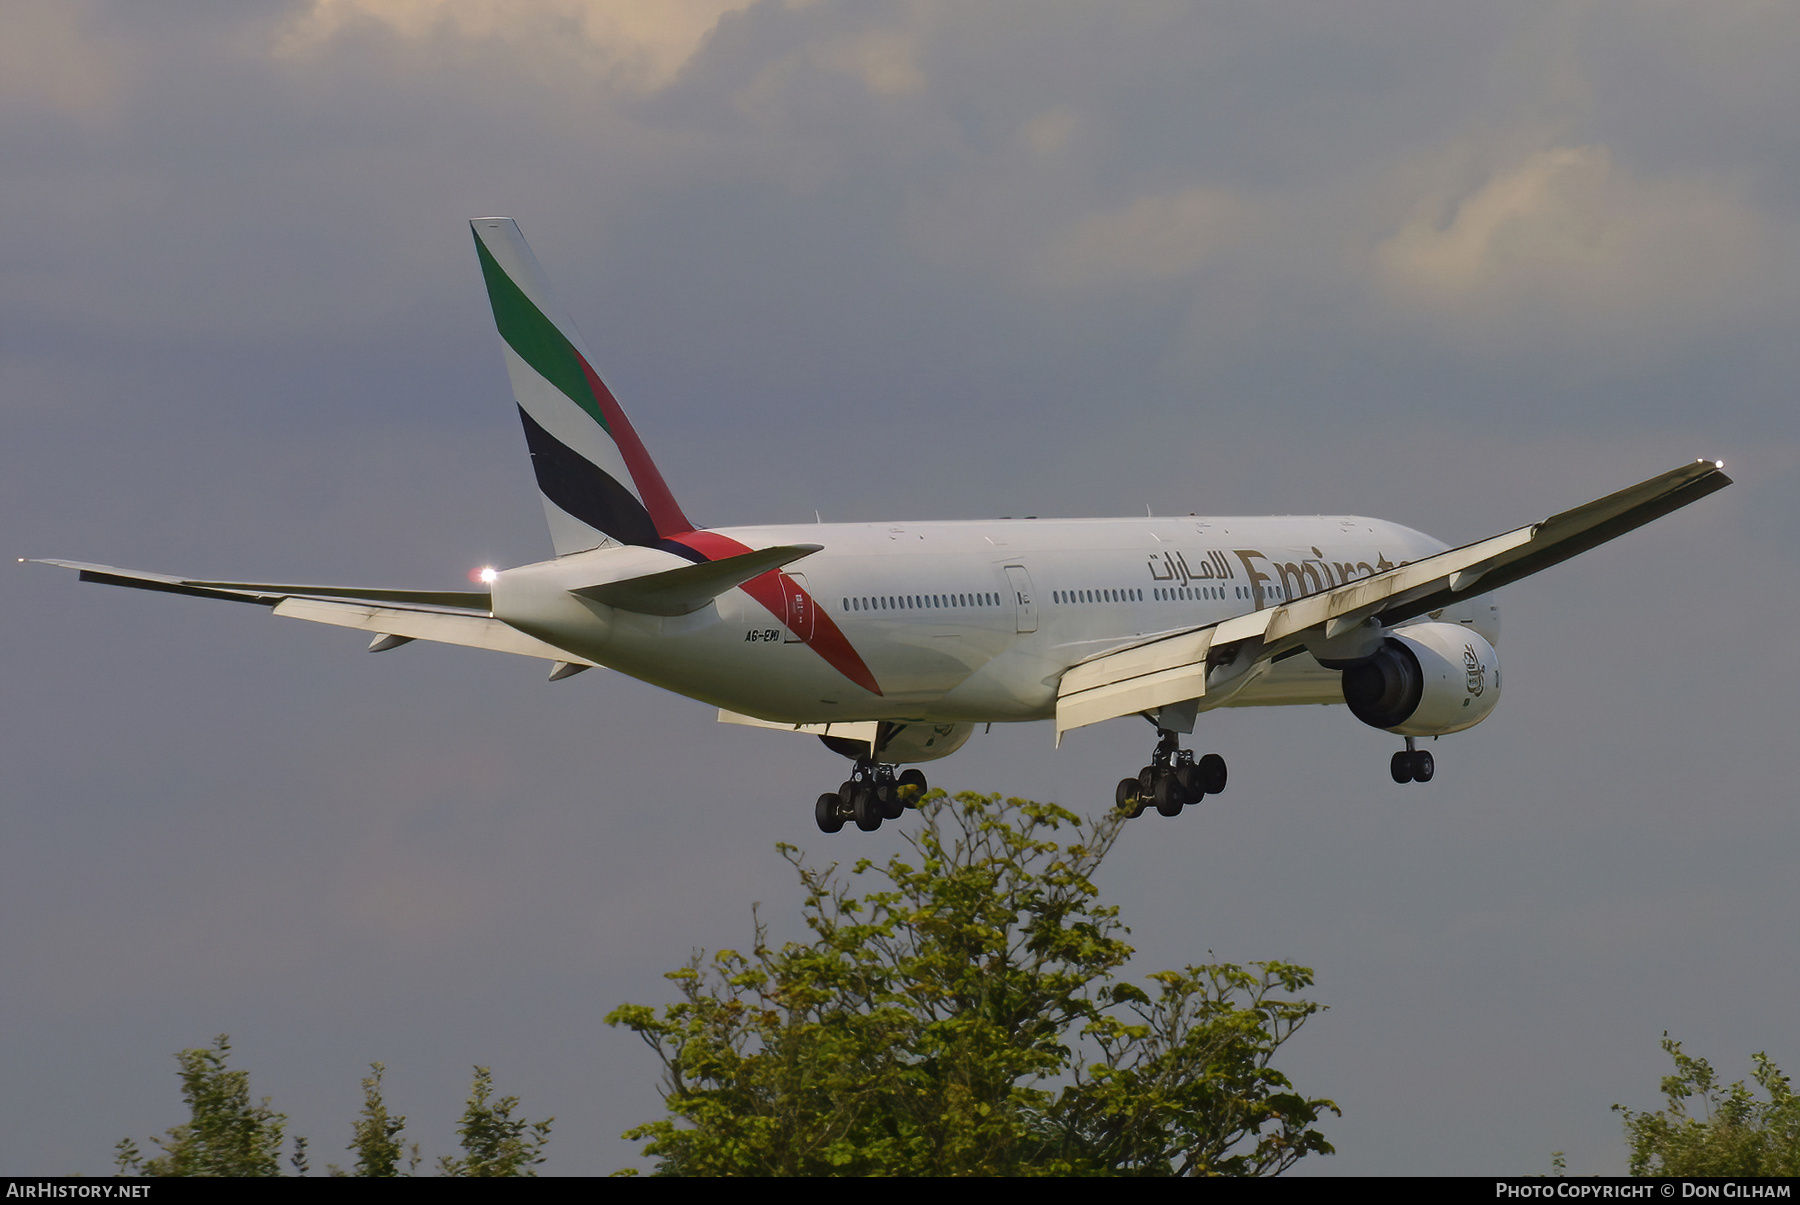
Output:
1054 459 1732 739
28 560 490 611
573 544 821 616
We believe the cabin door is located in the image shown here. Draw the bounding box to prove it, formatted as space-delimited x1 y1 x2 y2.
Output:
781 572 814 643
1004 564 1038 633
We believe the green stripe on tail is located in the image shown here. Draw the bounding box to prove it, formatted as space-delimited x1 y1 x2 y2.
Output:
474 236 611 434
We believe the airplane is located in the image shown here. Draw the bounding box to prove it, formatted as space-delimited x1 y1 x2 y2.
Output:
31 218 1733 835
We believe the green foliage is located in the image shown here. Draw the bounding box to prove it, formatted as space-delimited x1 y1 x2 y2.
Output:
330 1062 418 1177
1613 1034 1800 1176
436 1067 553 1177
117 1044 543 1176
113 1036 291 1177
607 791 1337 1176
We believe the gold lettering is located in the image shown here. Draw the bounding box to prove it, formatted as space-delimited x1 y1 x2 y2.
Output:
1233 549 1272 609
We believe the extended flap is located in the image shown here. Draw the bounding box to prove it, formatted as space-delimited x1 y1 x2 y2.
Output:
274 598 589 664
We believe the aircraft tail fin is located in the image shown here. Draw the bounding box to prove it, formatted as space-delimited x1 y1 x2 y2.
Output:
470 218 696 556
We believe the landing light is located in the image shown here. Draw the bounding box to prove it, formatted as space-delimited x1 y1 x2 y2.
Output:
470 566 498 584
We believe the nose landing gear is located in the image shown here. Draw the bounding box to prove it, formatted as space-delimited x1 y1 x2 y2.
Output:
1389 736 1435 784
1115 729 1226 819
815 760 928 833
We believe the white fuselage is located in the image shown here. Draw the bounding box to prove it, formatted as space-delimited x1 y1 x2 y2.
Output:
491 514 1500 725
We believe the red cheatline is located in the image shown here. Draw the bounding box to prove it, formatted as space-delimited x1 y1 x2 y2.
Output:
672 530 882 697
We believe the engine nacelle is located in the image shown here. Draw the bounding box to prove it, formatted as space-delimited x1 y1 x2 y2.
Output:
820 721 975 765
1340 623 1500 736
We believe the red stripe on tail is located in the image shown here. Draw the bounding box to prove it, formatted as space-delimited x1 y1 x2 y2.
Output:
573 353 695 539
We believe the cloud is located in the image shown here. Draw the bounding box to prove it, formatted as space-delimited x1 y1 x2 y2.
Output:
274 0 758 92
1380 146 1612 291
0 0 127 121
1035 185 1260 291
807 24 926 97
1372 143 1800 353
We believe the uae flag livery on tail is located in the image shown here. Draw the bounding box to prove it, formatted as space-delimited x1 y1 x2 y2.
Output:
472 218 695 556
470 219 882 695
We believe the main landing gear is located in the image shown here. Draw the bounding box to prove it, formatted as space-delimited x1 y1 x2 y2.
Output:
1114 729 1226 820
1390 736 1435 784
815 761 928 834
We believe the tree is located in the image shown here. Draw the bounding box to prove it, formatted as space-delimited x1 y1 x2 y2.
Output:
116 1044 546 1176
1613 1034 1800 1176
436 1066 554 1177
335 1062 417 1177
114 1035 293 1177
606 791 1337 1176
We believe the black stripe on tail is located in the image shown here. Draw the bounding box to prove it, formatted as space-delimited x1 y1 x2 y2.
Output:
517 406 659 547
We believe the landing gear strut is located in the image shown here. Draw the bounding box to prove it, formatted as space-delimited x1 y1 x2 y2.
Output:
1389 736 1435 784
1115 728 1226 819
815 759 929 833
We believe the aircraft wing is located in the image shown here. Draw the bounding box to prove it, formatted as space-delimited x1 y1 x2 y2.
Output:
29 560 492 609
25 559 588 666
271 598 592 665
1055 459 1732 740
716 708 880 745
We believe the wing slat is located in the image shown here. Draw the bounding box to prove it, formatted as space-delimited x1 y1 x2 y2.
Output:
1053 460 1730 739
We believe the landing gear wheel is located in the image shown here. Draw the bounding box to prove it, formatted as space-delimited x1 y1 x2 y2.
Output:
1390 751 1414 784
1124 729 1210 819
815 793 845 834
896 768 928 808
1115 778 1138 810
1411 750 1435 782
852 786 883 832
872 780 902 820
1154 773 1187 817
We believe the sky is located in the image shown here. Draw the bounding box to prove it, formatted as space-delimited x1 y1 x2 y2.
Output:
4 0 1797 1177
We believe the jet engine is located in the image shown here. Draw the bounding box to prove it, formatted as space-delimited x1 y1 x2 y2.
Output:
820 721 975 765
1339 623 1500 736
